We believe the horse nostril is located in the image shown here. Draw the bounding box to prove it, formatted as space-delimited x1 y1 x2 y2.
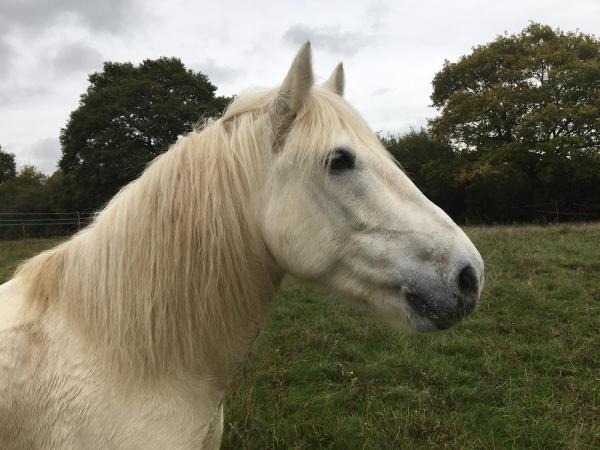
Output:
458 265 479 298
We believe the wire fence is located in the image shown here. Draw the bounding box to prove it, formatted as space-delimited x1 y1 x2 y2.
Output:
2 202 599 240
518 201 600 223
0 212 95 239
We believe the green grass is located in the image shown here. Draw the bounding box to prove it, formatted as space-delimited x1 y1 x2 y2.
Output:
1 224 599 449
0 238 64 282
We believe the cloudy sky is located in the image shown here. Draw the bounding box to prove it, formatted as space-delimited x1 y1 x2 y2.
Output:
1 0 599 174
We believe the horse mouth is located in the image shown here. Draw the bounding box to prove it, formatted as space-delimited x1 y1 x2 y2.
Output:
404 292 441 331
404 291 475 332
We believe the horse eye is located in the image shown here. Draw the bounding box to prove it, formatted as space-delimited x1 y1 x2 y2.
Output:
327 148 355 173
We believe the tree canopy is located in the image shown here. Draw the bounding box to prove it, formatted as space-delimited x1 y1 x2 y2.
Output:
0 165 50 213
59 57 231 211
0 145 17 184
429 23 600 221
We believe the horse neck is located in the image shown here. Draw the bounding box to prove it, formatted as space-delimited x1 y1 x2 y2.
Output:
55 125 281 387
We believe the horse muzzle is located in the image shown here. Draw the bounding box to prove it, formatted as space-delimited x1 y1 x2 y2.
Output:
403 262 484 331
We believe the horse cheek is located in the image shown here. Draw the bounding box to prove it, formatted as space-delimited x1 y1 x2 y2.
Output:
262 196 336 281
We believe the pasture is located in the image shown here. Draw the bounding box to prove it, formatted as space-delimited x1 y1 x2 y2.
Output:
1 223 598 449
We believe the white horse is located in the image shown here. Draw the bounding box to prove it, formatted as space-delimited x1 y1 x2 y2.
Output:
0 43 484 449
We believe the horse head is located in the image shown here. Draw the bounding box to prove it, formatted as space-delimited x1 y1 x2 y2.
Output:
260 43 484 331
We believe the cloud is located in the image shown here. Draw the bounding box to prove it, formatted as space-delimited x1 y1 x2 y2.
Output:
17 137 61 174
372 87 392 96
0 39 14 78
0 85 51 105
367 1 390 28
283 24 374 56
50 42 103 75
193 59 242 84
0 0 136 33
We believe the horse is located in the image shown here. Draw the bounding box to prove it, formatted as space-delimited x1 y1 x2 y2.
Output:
0 42 484 449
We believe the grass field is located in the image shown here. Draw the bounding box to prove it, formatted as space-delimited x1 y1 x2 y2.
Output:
1 224 599 449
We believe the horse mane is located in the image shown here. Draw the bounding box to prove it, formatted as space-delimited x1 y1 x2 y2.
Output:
15 86 388 382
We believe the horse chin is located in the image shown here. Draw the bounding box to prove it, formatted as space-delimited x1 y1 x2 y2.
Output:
368 290 451 333
349 290 437 333
404 304 441 332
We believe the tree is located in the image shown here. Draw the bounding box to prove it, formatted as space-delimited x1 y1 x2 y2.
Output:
0 145 17 184
59 57 231 211
0 165 50 213
429 23 600 222
0 165 71 238
45 169 68 213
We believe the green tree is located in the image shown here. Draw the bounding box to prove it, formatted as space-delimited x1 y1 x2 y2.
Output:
45 169 68 213
0 166 73 238
429 23 600 222
59 57 231 211
0 165 50 213
0 145 17 183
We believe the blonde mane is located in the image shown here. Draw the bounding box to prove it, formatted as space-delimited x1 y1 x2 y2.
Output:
15 86 387 382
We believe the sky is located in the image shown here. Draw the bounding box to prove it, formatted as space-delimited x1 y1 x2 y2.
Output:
1 0 599 174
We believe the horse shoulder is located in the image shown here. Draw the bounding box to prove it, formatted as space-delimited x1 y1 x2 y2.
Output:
0 278 52 447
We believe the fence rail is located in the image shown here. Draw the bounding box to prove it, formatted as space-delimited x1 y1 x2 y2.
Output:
0 212 95 239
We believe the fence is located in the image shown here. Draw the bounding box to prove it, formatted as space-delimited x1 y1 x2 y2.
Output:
518 201 600 223
0 212 95 239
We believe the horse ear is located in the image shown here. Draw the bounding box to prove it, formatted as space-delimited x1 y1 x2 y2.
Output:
274 41 314 117
323 62 344 96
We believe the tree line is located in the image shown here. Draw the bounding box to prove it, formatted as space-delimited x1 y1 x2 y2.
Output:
1 23 599 236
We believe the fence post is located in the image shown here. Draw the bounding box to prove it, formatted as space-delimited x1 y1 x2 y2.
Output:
77 211 81 230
